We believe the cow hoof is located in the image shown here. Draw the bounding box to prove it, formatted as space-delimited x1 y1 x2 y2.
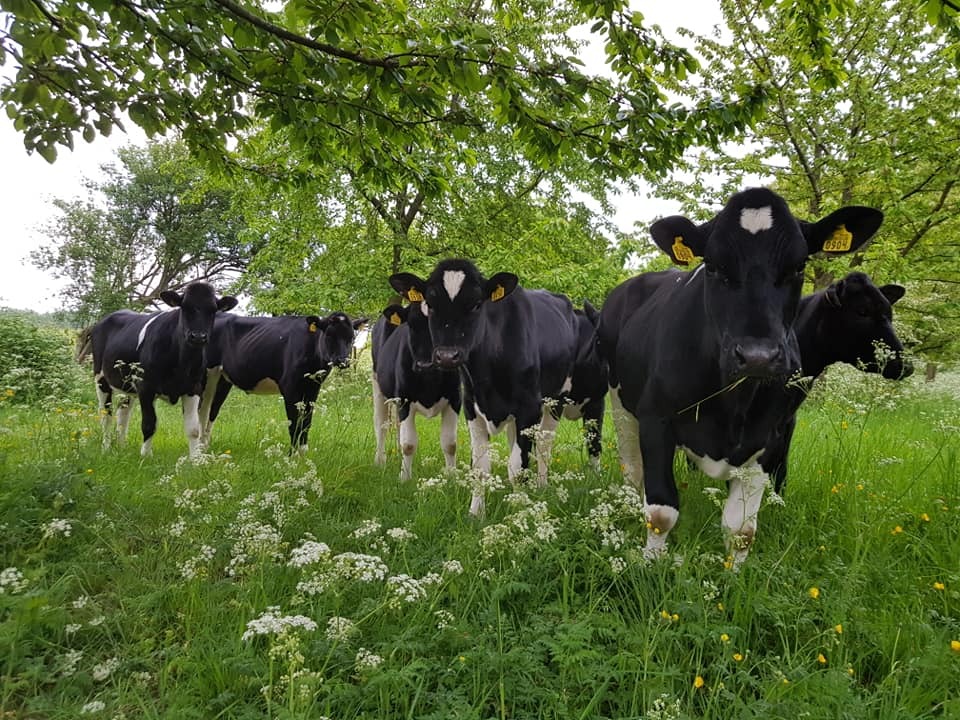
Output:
374 452 386 466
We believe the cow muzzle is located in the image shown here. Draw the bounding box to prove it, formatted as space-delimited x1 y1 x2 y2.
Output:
731 341 791 380
881 356 913 380
186 331 209 346
433 346 464 369
413 359 434 372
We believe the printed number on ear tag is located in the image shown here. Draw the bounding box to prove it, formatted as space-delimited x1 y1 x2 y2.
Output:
407 289 424 302
672 236 695 264
823 225 853 252
389 312 402 326
490 284 506 302
308 322 318 333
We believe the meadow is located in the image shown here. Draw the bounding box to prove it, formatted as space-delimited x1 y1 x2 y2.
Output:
1 354 958 719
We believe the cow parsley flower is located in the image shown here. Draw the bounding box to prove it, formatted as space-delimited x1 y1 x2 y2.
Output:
325 616 357 643
385 527 417 542
441 559 463 576
288 540 331 568
434 610 455 630
65 623 82 635
80 700 106 714
242 607 318 641
354 647 383 672
42 518 73 539
92 656 120 681
0 567 27 594
59 649 84 677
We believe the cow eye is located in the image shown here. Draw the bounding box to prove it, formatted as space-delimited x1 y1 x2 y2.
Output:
705 263 732 285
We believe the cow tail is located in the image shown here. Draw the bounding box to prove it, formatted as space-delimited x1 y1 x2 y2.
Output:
75 326 94 364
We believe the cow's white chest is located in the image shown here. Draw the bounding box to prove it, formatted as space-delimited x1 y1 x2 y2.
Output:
411 399 448 419
475 403 511 435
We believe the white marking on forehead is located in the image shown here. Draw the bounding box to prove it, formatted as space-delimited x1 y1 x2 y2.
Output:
443 270 467 300
740 206 773 235
137 313 162 350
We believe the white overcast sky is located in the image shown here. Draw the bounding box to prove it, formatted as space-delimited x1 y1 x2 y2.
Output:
0 2 727 312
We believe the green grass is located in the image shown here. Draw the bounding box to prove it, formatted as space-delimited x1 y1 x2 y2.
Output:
1 360 958 719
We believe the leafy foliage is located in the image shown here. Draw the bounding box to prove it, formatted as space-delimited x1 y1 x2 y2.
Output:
0 310 86 403
30 140 255 324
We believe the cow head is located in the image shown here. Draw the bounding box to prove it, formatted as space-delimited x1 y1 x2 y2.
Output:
821 273 912 379
160 282 238 347
307 312 367 368
389 259 518 370
381 303 435 371
651 188 883 383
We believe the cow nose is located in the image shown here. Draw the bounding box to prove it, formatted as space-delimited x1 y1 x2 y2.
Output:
883 357 913 380
734 343 783 376
188 331 208 345
413 359 433 372
433 347 463 369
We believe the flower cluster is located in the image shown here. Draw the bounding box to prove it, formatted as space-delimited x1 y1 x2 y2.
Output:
296 552 389 597
385 572 442 609
92 656 120 682
41 517 72 540
0 566 27 594
325 616 358 643
242 607 318 641
354 647 383 673
179 545 216 580
480 501 559 558
288 540 331 568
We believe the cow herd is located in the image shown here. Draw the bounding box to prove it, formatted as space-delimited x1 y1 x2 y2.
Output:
83 188 912 565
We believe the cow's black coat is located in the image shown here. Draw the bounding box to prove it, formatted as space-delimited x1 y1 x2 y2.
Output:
90 281 237 456
600 188 883 563
371 302 462 479
200 312 365 450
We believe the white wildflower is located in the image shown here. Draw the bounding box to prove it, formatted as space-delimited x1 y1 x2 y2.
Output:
325 616 357 643
441 559 463 576
42 518 72 540
88 615 106 627
92 656 120 682
80 700 106 714
385 527 417 542
609 556 627 574
0 567 28 594
66 623 82 635
354 647 383 672
167 518 187 538
288 540 331 568
59 649 84 677
386 574 429 607
434 609 455 630
242 607 318 641
351 519 382 540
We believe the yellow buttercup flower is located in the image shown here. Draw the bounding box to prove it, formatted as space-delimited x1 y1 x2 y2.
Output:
920 513 930 522
817 653 827 664
951 640 960 653
720 633 730 643
934 582 945 591
693 675 705 689
891 525 903 535
834 624 843 634
732 653 743 662
808 587 820 600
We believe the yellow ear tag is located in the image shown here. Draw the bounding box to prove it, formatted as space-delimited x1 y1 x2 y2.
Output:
672 236 695 265
406 289 424 302
823 224 853 252
389 312 402 326
490 284 505 302
308 322 318 333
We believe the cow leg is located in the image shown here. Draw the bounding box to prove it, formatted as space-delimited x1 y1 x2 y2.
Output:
467 417 491 517
398 403 417 481
722 459 768 568
513 405 542 483
535 409 560 487
115 395 133 444
95 374 114 448
440 403 458 471
765 416 795 497
204 379 233 450
582 397 604 472
182 394 203 458
610 386 644 491
286 385 319 454
139 390 158 457
372 375 389 466
636 416 680 559
198 370 222 450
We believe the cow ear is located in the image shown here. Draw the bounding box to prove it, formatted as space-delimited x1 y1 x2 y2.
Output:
352 317 369 330
217 295 238 312
582 299 599 325
804 206 883 256
382 304 407 326
880 284 906 305
159 290 183 307
389 273 428 303
485 273 519 302
649 216 708 266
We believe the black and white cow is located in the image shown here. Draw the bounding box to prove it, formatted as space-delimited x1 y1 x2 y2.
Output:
199 312 366 452
761 271 912 494
371 301 462 480
549 301 608 469
600 188 883 565
90 281 238 457
390 259 579 516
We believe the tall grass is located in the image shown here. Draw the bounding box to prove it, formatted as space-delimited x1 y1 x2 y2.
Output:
1 359 958 719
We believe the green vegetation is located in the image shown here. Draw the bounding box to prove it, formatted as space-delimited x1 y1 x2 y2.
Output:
2 350 957 718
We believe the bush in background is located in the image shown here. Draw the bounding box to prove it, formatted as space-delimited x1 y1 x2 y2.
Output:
0 310 88 405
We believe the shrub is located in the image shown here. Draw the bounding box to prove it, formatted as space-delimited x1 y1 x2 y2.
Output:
0 311 88 405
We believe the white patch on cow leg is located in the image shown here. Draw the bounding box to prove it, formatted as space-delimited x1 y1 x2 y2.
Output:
535 411 559 487
115 396 132 444
589 455 601 472
560 376 573 393
198 369 220 450
398 411 418 482
182 394 202 458
468 418 491 517
440 404 458 470
722 459 768 568
443 270 467 300
297 444 308 456
643 503 679 559
140 437 153 457
372 375 388 466
505 420 523 482
609 386 644 492
740 206 773 234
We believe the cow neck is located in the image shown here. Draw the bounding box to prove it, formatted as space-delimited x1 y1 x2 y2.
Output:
794 293 831 379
